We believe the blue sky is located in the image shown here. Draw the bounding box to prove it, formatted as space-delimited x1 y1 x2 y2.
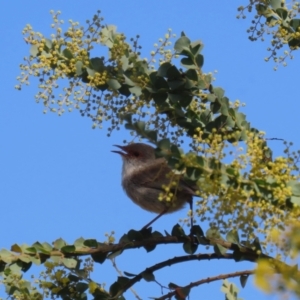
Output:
1 1 299 299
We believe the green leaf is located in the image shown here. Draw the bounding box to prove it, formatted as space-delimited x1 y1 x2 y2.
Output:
83 239 98 248
288 37 300 48
220 97 229 116
127 229 144 241
166 65 182 81
191 225 204 237
232 249 246 262
255 0 268 17
7 262 22 275
240 274 249 288
30 45 39 57
11 244 22 253
290 19 300 31
181 57 196 69
145 130 157 143
109 281 122 298
140 228 153 241
53 238 66 250
210 100 221 114
287 181 300 196
143 244 156 253
108 79 121 90
290 195 300 206
152 76 169 91
207 94 217 102
180 92 193 107
91 252 107 264
118 84 131 96
129 85 142 96
86 67 95 77
214 244 227 256
276 8 288 20
141 271 155 282
24 247 37 255
117 276 130 286
63 258 78 268
45 39 52 50
157 138 171 152
100 25 116 48
68 274 79 282
75 61 83 76
157 62 172 77
170 144 182 159
226 230 239 244
119 234 130 243
270 0 282 9
147 232 161 240
213 87 225 99
206 228 221 239
18 254 31 263
42 242 53 253
76 282 88 293
174 36 191 54
190 40 203 56
195 54 204 68
61 245 76 253
120 55 129 71
168 92 192 107
186 167 202 181
90 57 105 72
74 237 85 247
62 48 73 59
171 224 186 237
168 79 185 90
123 74 135 87
152 92 168 105
196 156 205 166
183 241 198 254
221 279 240 300
185 69 198 81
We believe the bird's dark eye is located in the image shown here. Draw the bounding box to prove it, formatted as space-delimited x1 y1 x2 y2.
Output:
132 151 140 157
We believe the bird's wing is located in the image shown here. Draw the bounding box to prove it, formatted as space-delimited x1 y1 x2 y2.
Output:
130 158 197 196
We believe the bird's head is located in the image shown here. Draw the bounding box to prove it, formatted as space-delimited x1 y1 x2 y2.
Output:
112 143 156 166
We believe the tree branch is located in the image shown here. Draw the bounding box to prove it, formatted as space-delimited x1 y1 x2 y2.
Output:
156 269 254 300
121 253 239 294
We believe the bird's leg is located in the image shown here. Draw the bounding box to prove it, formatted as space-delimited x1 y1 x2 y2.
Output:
141 208 169 230
189 199 194 236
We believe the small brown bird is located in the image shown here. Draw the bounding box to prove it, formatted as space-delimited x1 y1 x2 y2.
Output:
112 143 196 228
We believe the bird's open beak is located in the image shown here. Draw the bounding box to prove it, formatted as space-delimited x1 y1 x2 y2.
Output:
111 145 127 156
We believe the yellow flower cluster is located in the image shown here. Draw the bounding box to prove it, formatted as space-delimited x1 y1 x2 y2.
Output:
87 71 108 87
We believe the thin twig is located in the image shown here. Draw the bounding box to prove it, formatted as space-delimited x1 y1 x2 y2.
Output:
156 270 254 300
111 258 142 300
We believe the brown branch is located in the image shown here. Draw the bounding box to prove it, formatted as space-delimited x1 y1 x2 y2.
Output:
121 253 239 295
83 236 249 256
156 269 254 300
4 235 266 265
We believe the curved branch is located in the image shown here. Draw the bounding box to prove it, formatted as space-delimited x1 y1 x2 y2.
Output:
81 236 254 256
156 270 254 300
121 253 239 294
3 235 267 266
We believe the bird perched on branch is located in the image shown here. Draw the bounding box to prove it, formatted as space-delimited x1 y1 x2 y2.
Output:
112 143 197 228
